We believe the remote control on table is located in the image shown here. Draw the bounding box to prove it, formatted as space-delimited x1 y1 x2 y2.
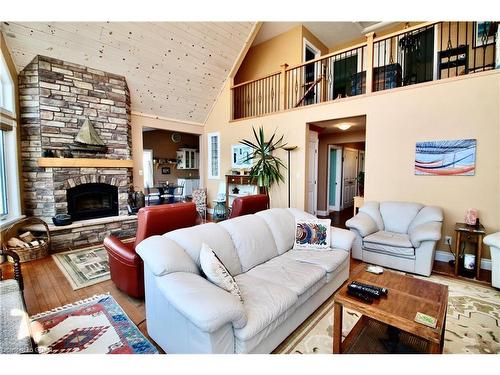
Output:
347 289 373 303
351 281 388 296
348 283 381 299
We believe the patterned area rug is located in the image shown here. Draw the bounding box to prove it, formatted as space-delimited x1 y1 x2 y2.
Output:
30 294 158 354
52 240 133 290
275 275 500 354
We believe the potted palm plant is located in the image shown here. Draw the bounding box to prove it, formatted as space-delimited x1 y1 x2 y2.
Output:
240 126 286 196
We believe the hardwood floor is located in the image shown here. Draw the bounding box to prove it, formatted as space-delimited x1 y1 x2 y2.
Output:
0 255 155 348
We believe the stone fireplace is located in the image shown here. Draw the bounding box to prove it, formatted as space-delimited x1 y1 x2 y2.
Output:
18 55 137 251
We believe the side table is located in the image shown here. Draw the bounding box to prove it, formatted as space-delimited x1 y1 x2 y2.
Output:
454 222 486 279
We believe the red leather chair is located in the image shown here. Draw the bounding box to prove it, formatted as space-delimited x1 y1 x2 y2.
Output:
229 194 270 219
103 202 197 298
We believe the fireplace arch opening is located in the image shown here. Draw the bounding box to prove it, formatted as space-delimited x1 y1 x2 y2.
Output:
67 183 118 221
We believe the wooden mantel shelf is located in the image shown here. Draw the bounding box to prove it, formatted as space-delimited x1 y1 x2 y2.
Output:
37 157 134 168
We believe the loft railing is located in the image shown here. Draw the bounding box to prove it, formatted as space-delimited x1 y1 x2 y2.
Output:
230 21 498 120
232 71 280 120
284 44 367 109
372 22 497 91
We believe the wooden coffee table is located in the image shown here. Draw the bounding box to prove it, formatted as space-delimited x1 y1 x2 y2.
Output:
333 269 448 354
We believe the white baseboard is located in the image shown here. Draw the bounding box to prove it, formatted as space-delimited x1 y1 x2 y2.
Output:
316 210 328 216
434 250 492 271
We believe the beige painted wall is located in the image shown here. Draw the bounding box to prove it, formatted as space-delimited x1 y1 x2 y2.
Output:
204 70 500 259
234 26 329 84
317 130 366 211
131 113 203 191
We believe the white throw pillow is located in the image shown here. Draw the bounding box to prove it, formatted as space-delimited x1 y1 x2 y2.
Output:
199 243 243 302
293 219 331 250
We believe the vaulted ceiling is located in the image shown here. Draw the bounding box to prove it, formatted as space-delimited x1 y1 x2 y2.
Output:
1 22 255 124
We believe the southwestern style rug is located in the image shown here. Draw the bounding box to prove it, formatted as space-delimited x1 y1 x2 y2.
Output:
30 294 158 354
275 275 500 354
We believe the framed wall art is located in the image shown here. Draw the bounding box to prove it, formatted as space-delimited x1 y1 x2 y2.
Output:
415 139 476 176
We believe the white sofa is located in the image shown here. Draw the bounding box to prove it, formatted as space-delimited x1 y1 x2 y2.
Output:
346 201 443 276
484 232 500 288
136 208 355 353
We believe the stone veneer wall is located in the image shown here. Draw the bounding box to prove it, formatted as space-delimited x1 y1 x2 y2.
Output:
19 55 132 221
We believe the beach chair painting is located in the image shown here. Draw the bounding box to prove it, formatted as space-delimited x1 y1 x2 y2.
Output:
415 139 476 176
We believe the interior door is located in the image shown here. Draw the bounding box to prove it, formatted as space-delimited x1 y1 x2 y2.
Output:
342 148 358 209
304 46 317 105
306 131 319 215
328 146 342 211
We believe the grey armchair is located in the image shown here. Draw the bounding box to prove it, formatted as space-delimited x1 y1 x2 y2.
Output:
346 201 443 276
484 233 500 288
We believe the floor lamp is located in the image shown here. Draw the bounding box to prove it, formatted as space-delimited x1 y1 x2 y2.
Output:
283 145 297 208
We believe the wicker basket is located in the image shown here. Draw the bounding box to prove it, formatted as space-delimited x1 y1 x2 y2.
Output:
1 217 51 263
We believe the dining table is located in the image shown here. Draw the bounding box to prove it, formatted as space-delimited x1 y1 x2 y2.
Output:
155 184 180 204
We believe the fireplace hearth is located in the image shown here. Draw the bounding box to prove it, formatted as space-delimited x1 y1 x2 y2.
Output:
67 183 118 221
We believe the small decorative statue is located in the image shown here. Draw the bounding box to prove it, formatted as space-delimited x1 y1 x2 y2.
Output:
232 186 240 194
465 208 478 226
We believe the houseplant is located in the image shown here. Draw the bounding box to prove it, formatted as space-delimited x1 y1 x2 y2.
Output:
357 171 365 196
240 126 286 195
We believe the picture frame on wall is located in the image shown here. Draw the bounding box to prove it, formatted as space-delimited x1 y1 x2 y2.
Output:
161 167 171 174
415 139 477 176
231 144 252 169
474 21 497 48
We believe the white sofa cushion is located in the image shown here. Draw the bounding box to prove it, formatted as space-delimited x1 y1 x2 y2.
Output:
408 206 444 232
199 243 243 302
379 202 423 234
136 236 200 276
255 208 295 255
246 255 326 296
233 273 298 341
363 231 415 257
359 201 384 231
219 215 278 272
287 208 317 220
165 222 242 276
155 272 247 332
282 248 349 273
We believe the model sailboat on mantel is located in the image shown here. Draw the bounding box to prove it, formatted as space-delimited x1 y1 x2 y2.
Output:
70 118 107 153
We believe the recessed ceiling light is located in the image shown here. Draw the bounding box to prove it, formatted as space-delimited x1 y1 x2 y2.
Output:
336 123 352 131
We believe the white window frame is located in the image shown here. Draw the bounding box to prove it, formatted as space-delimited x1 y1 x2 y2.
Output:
0 50 21 227
142 149 154 188
207 132 220 180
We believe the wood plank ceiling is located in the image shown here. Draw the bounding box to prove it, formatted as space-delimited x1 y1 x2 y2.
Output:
1 22 255 124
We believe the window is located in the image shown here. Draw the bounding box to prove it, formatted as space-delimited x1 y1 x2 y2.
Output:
0 49 21 224
0 130 8 217
143 149 154 188
207 132 220 179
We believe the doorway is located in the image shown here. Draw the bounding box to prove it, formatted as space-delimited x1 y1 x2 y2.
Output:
342 147 358 209
303 39 321 106
307 115 366 217
327 145 342 211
